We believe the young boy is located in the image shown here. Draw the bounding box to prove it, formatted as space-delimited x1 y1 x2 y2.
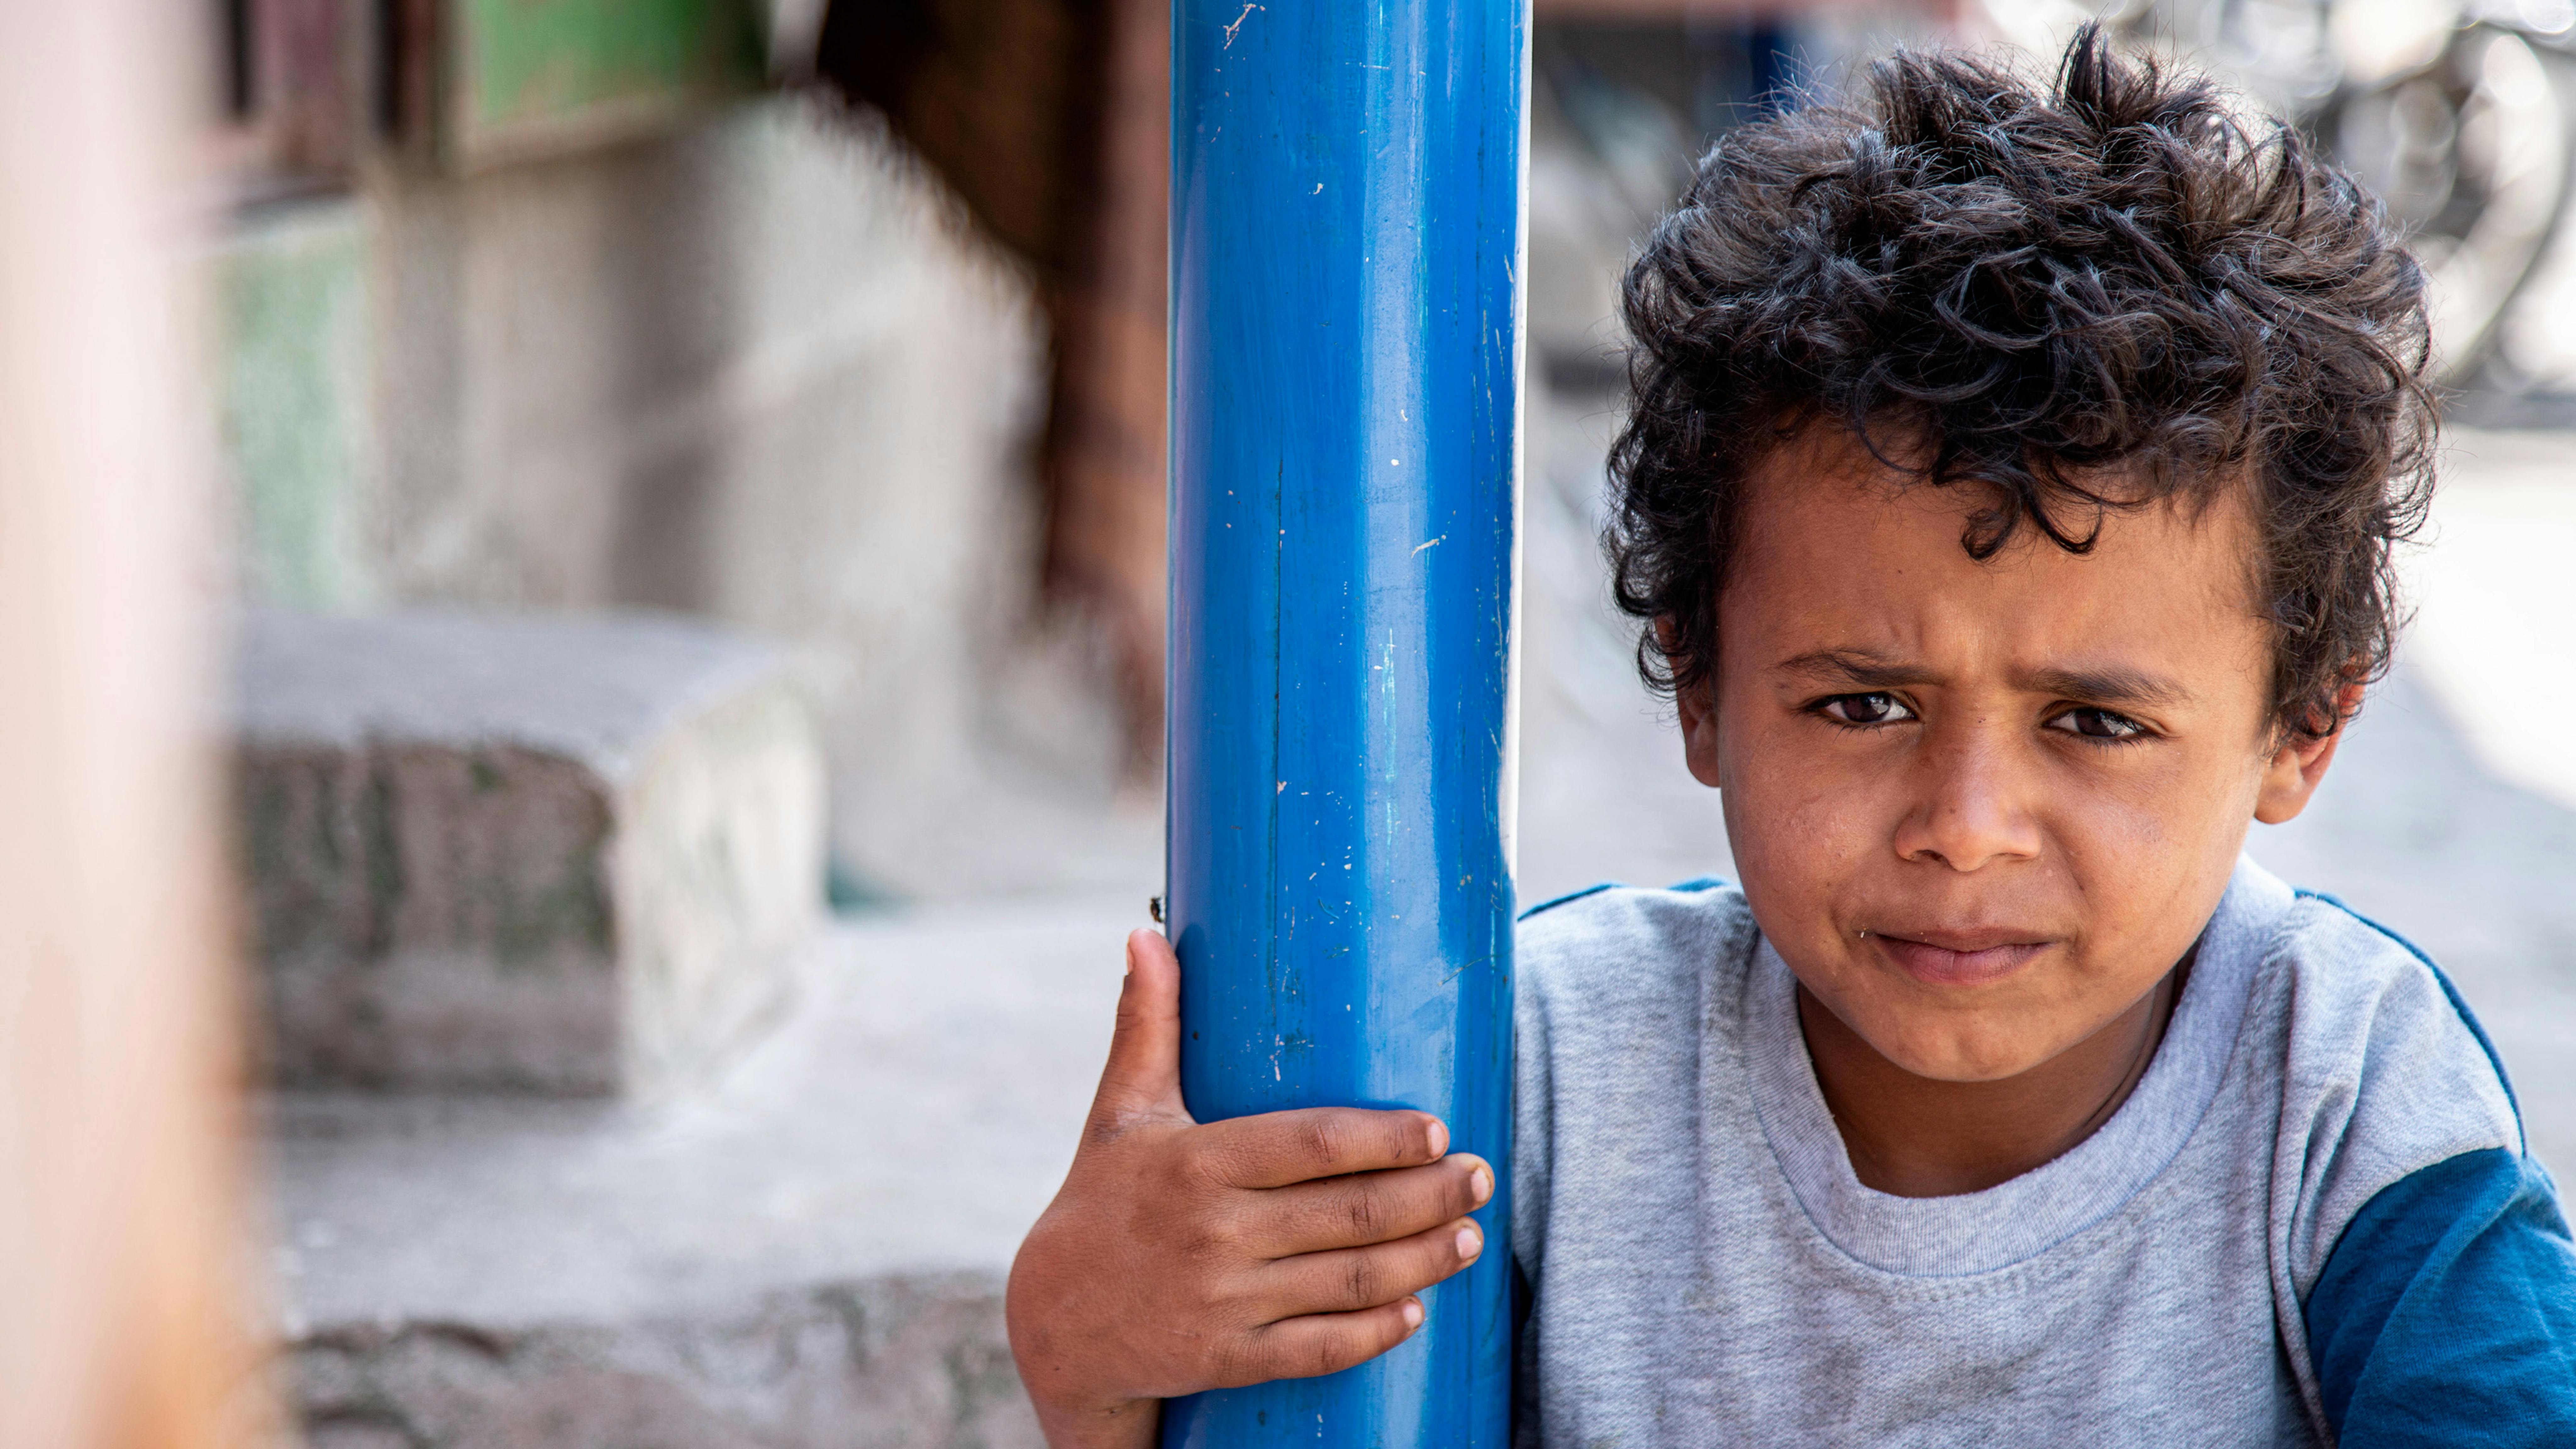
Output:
1005 31 2576 1446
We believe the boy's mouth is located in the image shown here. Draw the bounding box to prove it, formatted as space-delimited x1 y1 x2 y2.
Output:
1867 931 2051 987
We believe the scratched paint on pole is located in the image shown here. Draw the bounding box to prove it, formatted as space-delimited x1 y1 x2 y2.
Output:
1164 0 1529 1444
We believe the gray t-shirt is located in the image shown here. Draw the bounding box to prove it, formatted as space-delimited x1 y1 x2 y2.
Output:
1510 859 2520 1446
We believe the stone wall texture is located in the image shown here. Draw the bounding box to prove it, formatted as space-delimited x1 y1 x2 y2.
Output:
286 1275 1040 1449
237 608 827 1096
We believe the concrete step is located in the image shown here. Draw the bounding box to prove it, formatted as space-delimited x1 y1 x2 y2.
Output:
266 897 1138 1446
236 608 827 1096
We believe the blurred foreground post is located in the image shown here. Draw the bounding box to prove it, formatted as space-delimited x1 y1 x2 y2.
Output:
0 7 256 1449
1163 2 1529 1443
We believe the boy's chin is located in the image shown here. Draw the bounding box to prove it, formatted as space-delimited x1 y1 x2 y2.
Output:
1828 992 2091 1084
1858 1026 2065 1084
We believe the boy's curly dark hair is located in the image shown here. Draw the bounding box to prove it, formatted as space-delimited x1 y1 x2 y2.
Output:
1607 25 2434 739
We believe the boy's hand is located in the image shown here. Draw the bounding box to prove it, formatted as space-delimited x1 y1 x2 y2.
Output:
1005 929 1494 1449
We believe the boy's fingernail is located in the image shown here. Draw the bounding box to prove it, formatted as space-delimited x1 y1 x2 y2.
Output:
1401 1298 1424 1329
1456 1223 1483 1261
1426 1119 1449 1158
1468 1164 1492 1205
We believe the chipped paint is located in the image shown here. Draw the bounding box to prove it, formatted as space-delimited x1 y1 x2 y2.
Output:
1222 3 1263 50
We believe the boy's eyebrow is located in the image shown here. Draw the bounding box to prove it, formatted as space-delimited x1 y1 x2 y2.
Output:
1773 650 2196 708
1774 649 1933 688
2016 664 2196 709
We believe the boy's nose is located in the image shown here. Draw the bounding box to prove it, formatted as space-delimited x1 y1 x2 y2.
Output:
1891 737 2044 873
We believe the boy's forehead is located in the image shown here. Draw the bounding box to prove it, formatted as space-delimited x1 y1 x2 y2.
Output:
1723 430 2265 682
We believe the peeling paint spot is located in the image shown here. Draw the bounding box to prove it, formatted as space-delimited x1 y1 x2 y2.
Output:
1412 534 1447 557
1222 3 1263 49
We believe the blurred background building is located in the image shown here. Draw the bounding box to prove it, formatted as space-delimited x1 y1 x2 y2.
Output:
5 0 2569 1443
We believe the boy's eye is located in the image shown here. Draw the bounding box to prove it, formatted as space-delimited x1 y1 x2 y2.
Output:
1819 692 1915 726
2048 706 2148 740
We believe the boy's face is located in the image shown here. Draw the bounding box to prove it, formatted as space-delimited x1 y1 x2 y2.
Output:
1682 428 2345 1083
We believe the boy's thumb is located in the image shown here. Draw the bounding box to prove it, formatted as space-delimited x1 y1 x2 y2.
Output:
1092 927 1191 1125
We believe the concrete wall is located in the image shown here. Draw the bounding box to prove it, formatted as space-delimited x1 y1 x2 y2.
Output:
219 199 380 610
368 99 1025 624
221 93 1159 901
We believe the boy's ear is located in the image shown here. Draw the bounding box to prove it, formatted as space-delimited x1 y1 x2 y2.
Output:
1660 616 1725 790
2252 683 2363 825
1675 679 1724 790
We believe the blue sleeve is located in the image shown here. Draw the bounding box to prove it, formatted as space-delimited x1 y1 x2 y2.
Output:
2305 1147 2576 1446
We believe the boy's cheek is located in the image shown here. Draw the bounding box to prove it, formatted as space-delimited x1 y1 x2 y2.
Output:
1719 736 1884 877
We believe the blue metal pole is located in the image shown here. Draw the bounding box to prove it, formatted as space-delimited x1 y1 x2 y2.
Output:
1163 1 1527 1445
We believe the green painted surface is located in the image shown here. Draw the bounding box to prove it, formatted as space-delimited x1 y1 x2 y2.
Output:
453 0 765 160
218 199 376 609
